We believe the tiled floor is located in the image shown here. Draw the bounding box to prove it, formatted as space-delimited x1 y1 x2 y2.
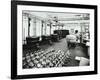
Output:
40 38 68 53
23 38 89 68
40 38 88 66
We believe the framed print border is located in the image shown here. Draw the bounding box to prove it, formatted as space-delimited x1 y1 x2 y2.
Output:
11 0 98 79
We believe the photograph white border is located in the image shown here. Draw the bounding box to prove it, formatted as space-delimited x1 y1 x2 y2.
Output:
17 5 94 75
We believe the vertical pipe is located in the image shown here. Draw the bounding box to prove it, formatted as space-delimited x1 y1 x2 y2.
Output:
34 17 36 36
28 17 31 37
50 23 52 35
45 22 46 35
41 20 44 36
